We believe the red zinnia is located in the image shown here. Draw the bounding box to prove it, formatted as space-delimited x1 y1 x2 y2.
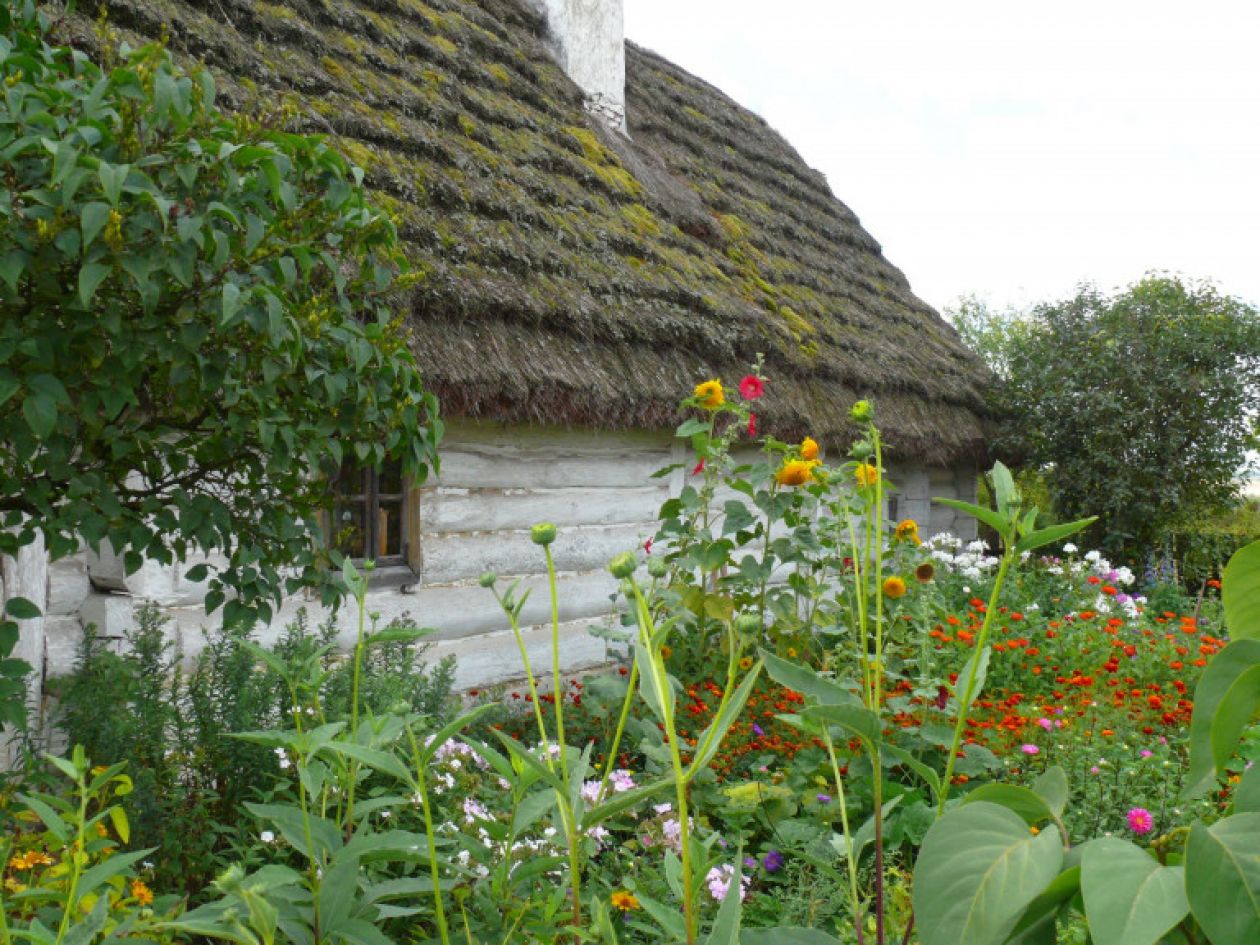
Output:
738 375 765 400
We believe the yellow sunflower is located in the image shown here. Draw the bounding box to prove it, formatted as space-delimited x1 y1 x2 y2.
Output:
800 436 820 461
693 379 725 410
776 459 814 487
854 463 880 487
882 576 908 599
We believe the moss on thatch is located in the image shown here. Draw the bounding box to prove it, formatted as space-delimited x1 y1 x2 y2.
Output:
60 0 989 464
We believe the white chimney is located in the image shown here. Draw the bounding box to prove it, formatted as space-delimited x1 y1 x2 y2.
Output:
526 0 626 132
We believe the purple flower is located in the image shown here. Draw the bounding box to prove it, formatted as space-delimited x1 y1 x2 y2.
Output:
816 793 832 804
743 856 758 869
762 849 785 873
751 723 765 737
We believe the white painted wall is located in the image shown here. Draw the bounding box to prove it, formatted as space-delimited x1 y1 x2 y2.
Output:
25 422 978 729
524 0 626 130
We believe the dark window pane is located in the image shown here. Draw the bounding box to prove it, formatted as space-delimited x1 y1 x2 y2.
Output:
333 500 368 559
379 498 404 559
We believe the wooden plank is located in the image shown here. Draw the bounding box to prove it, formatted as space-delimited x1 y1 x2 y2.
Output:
435 445 673 489
421 523 649 585
423 486 666 534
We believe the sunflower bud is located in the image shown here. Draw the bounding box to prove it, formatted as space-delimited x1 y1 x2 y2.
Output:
734 613 762 639
608 551 638 579
530 522 558 546
479 571 497 588
647 556 668 578
849 399 873 423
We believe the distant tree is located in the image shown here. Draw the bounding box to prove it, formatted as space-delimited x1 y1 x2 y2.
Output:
948 276 1260 559
0 4 441 627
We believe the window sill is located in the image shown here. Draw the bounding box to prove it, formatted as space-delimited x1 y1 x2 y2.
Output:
353 563 418 592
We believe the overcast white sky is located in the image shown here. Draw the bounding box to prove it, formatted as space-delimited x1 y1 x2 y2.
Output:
625 0 1260 316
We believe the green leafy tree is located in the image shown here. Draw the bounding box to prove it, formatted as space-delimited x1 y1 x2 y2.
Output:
951 276 1260 558
0 3 440 625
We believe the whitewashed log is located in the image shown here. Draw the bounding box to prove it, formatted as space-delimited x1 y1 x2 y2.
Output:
2 533 46 766
47 552 91 615
436 446 672 490
423 486 666 534
421 524 649 585
42 615 87 677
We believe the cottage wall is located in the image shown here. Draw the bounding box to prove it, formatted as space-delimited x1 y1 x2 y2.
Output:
12 422 978 739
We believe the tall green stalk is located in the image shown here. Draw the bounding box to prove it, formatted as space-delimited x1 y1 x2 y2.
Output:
405 724 451 945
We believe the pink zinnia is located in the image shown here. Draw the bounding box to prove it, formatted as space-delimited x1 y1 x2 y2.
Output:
1020 744 1040 755
738 375 765 400
1127 807 1153 834
747 412 757 437
1036 718 1053 731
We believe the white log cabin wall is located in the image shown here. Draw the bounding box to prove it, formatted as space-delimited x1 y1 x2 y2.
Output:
5 421 979 743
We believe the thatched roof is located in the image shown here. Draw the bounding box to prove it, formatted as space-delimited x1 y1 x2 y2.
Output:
64 0 990 464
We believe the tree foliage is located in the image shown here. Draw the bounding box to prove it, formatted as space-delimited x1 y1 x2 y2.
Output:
951 276 1260 558
0 2 441 622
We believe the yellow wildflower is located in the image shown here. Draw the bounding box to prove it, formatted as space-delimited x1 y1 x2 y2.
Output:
610 890 641 912
8 853 31 871
854 463 879 487
800 436 819 461
738 656 753 670
693 379 724 410
130 879 154 906
882 576 908 599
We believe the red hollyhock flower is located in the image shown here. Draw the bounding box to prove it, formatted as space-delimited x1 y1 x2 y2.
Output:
748 412 757 437
738 375 765 399
643 537 653 554
692 458 705 476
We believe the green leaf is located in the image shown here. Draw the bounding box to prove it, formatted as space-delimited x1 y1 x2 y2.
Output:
78 261 110 307
80 201 111 248
1223 540 1260 641
322 742 411 782
960 784 1053 826
799 702 882 751
97 162 129 205
1185 815 1260 945
1014 517 1099 555
5 597 42 620
1003 866 1080 945
22 392 57 438
1185 639 1260 797
991 461 1018 518
953 645 991 715
76 848 156 901
740 931 844 945
689 660 764 774
676 418 710 437
1234 764 1260 814
584 778 673 829
418 703 498 766
912 801 1064 945
933 497 1011 537
1081 837 1188 945
759 649 860 706
1031 766 1069 819
221 282 243 323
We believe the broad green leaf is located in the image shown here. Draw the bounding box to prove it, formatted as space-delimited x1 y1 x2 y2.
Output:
1223 540 1260 641
741 931 844 945
884 743 942 801
991 462 1018 518
80 201 110 248
1014 517 1099 555
15 793 69 843
960 784 1053 826
1186 815 1260 945
487 730 564 794
78 261 110 307
1185 639 1260 797
636 892 686 940
1081 838 1188 945
585 778 673 829
418 703 498 766
913 801 1064 945
76 848 156 901
5 597 42 620
322 742 410 782
953 644 991 714
759 649 860 706
1235 764 1260 814
1031 766 1069 819
97 162 128 204
800 702 882 751
933 497 1010 537
22 392 56 439
1003 866 1080 945
1211 665 1260 780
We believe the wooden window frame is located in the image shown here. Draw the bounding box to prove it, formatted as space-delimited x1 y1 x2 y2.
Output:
326 460 422 574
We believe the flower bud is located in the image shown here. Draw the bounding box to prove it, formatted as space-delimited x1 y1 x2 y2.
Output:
478 571 497 588
849 399 873 423
734 613 762 638
848 440 873 460
647 556 668 578
608 551 638 579
530 522 558 546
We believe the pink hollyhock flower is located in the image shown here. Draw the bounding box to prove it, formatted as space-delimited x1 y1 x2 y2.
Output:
748 412 757 437
1127 807 1154 834
738 375 765 400
1020 744 1040 755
